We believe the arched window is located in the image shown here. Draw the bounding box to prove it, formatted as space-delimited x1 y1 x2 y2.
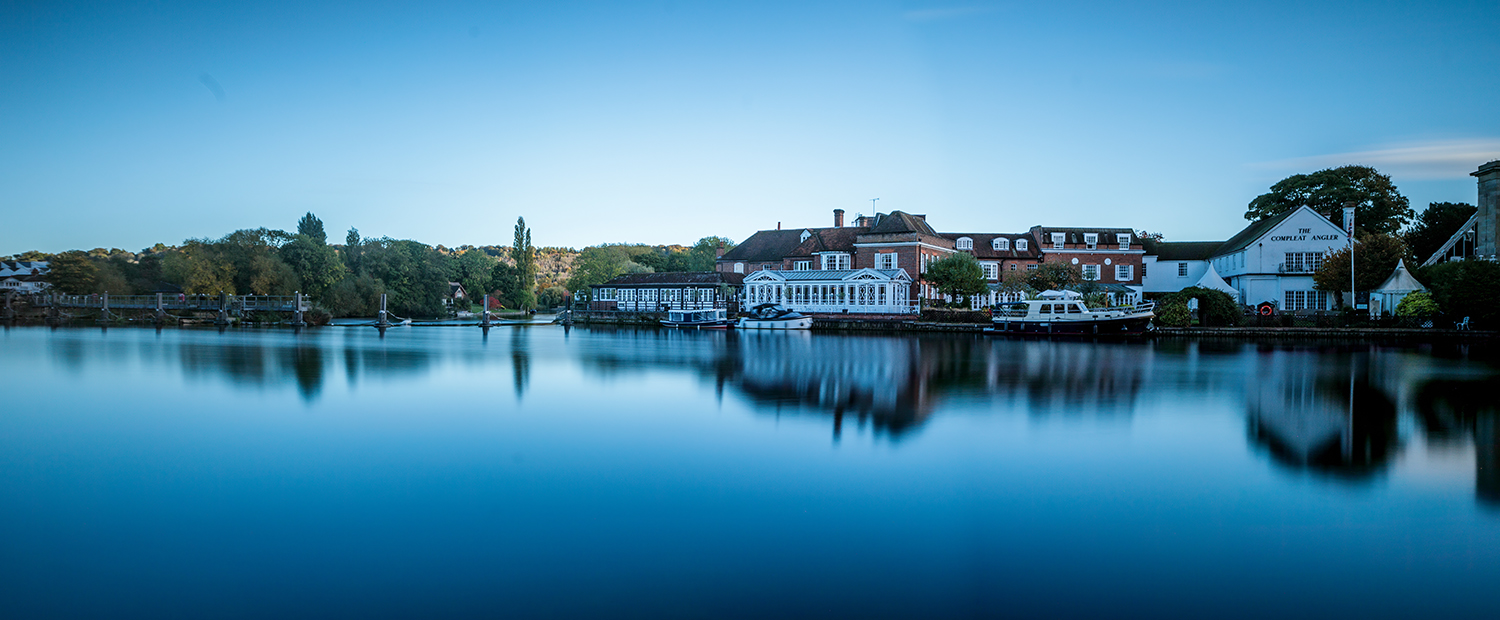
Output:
993 238 1010 251
1016 239 1028 251
956 237 973 250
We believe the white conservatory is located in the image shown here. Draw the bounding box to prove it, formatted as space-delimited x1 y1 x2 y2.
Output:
742 268 916 314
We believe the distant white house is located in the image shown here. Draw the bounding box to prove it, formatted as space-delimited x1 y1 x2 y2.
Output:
0 261 50 294
1211 206 1349 311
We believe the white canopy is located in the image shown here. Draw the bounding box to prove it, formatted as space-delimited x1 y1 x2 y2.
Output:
1038 289 1082 299
1193 264 1239 300
1374 259 1425 294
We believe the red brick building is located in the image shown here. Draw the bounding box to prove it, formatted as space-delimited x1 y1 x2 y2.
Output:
1028 226 1145 288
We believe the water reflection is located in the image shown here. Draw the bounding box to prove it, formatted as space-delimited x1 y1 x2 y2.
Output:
1245 350 1400 480
1414 378 1500 507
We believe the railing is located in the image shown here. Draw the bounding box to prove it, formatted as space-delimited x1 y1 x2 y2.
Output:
37 293 305 312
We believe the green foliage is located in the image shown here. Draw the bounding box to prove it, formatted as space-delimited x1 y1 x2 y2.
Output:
537 286 569 309
1404 202 1476 263
1313 233 1406 293
1421 260 1500 329
1245 165 1414 236
44 250 99 294
357 237 450 317
1160 286 1241 327
445 249 498 306
1025 261 1081 291
510 218 537 311
1081 292 1110 309
566 244 657 298
925 253 988 304
1156 301 1191 327
297 212 327 245
279 235 346 296
1394 291 1439 317
322 273 384 317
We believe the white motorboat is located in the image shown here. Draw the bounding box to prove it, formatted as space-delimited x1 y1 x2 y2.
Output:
737 303 813 330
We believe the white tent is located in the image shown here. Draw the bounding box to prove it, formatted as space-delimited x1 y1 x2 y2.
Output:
1192 263 1239 301
1370 259 1425 316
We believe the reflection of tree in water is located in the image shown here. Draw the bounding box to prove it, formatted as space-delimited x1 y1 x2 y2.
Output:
289 345 323 401
1414 378 1500 508
511 327 530 401
1246 352 1400 481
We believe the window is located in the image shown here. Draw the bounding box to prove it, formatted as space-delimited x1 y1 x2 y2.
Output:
793 260 810 271
1082 264 1100 281
1117 233 1131 250
956 237 973 250
1115 265 1133 281
1141 262 1147 277
820 253 850 270
993 238 1009 251
1177 262 1188 277
1016 239 1027 251
1027 264 1038 271
1284 290 1330 311
982 262 999 280
876 253 897 270
1084 233 1098 249
800 230 812 243
1283 252 1324 273
734 263 745 274
1051 233 1065 249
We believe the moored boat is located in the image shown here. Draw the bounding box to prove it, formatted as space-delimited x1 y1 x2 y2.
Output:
661 308 732 328
987 290 1154 336
737 303 813 330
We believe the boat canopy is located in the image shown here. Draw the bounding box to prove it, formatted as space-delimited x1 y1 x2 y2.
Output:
1037 289 1082 300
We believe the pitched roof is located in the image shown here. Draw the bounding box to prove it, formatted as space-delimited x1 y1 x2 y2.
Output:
1214 209 1300 256
1031 226 1135 241
867 211 938 236
1152 241 1223 261
720 227 868 262
598 272 745 287
940 232 1041 259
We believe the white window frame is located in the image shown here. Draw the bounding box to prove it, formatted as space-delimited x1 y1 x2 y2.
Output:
956 237 973 250
734 262 745 274
876 253 897 270
1177 262 1188 277
1084 233 1098 250
1016 239 1027 251
1051 233 1065 249
1115 265 1132 281
1082 264 1100 281
981 262 999 280
820 253 850 270
793 260 810 271
993 238 1009 251
1117 234 1131 250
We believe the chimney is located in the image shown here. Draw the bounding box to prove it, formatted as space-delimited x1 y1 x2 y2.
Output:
777 222 781 230
833 209 845 228
715 241 726 258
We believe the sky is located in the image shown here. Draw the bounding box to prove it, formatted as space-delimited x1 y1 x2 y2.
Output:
3 0 1498 254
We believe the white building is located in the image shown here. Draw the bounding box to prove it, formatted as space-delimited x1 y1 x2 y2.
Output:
742 268 916 314
1211 206 1349 311
0 261 50 294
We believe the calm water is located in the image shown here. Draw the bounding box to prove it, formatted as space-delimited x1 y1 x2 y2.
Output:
2 325 1498 619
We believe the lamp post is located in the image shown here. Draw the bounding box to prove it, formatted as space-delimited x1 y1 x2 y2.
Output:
1343 203 1356 311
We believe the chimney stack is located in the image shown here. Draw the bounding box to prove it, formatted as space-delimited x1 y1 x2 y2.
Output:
715 241 726 258
833 209 845 228
777 222 781 230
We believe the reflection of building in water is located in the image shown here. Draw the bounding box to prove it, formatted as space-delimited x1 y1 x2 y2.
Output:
735 332 935 437
1245 351 1398 479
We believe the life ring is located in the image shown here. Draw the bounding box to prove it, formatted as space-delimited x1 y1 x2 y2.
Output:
1258 303 1274 316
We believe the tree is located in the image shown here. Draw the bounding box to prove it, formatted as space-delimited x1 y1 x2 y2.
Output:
1421 260 1500 329
279 235 346 297
686 236 735 272
924 253 987 306
1404 202 1476 263
445 249 497 308
297 212 327 245
44 251 98 294
1313 233 1407 296
1026 261 1081 291
1246 165 1414 236
511 217 537 311
566 244 643 298
1135 231 1164 255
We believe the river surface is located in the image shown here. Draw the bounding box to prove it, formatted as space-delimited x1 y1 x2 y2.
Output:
2 325 1498 619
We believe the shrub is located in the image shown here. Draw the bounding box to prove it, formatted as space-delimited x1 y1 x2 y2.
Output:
1395 291 1439 317
1421 261 1500 329
1156 301 1191 327
1160 286 1241 327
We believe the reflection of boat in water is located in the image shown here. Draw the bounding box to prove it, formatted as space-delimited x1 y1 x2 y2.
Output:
661 308 731 329
988 290 1153 336
737 303 812 330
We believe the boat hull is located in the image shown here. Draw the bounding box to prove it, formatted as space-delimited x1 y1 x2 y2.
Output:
737 317 813 330
660 319 733 329
988 315 1152 336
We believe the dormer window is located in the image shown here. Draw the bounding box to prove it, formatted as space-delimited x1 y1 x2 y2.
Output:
1117 233 1131 250
1084 233 1098 249
993 238 1010 251
956 237 973 250
1051 233 1065 249
1016 239 1028 251
800 229 812 243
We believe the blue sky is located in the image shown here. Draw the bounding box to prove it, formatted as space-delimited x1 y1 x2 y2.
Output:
3 1 1497 253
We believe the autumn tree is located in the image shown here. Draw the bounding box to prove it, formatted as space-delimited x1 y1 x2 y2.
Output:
1026 261 1082 291
1246 165 1414 236
1313 233 1407 301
